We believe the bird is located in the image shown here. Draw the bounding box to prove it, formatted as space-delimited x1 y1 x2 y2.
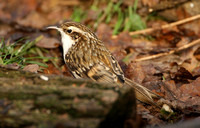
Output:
47 22 160 105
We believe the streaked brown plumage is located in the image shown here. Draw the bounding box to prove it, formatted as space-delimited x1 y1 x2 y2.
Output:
47 22 160 105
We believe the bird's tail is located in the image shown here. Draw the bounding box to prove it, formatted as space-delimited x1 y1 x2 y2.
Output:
124 77 160 106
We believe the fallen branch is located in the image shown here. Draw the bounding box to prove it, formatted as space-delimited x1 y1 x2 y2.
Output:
135 38 200 61
0 67 136 128
129 14 200 36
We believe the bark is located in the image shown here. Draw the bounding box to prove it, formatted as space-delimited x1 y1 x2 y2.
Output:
0 67 136 128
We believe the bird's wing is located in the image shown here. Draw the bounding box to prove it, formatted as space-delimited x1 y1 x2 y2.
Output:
87 63 119 83
88 39 125 83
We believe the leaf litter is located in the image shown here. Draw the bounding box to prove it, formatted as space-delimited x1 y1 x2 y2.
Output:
0 0 200 126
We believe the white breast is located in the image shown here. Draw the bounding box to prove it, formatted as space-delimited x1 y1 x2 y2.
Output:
60 31 75 60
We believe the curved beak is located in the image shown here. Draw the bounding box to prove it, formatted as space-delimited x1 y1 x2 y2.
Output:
46 26 62 32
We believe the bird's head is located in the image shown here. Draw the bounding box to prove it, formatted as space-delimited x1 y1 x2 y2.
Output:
47 22 97 56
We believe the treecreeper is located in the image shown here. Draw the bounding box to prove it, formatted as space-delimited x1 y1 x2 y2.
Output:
47 21 160 105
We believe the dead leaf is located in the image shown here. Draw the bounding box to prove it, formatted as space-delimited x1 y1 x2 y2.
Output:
17 12 49 29
61 65 72 77
0 0 37 22
23 64 39 73
4 63 19 70
36 36 60 49
183 0 200 16
180 45 200 72
125 62 145 84
162 80 181 100
0 24 12 37
180 77 200 97
192 66 200 77
43 64 61 75
96 23 112 45
116 31 133 45
142 0 158 7
174 67 194 82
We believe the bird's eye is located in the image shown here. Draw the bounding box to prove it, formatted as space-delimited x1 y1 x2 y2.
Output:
67 29 72 33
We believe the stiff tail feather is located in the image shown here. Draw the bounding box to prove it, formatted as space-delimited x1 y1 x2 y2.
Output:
124 78 160 106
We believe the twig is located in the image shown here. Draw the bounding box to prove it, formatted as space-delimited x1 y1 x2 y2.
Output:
129 14 200 36
135 38 200 61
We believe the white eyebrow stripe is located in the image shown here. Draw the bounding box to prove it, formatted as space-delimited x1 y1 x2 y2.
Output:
68 26 85 34
67 26 94 39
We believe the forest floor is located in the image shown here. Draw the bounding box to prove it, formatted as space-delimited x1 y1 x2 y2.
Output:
0 0 200 127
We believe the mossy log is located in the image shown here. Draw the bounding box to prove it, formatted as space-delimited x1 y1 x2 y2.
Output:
0 67 136 128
